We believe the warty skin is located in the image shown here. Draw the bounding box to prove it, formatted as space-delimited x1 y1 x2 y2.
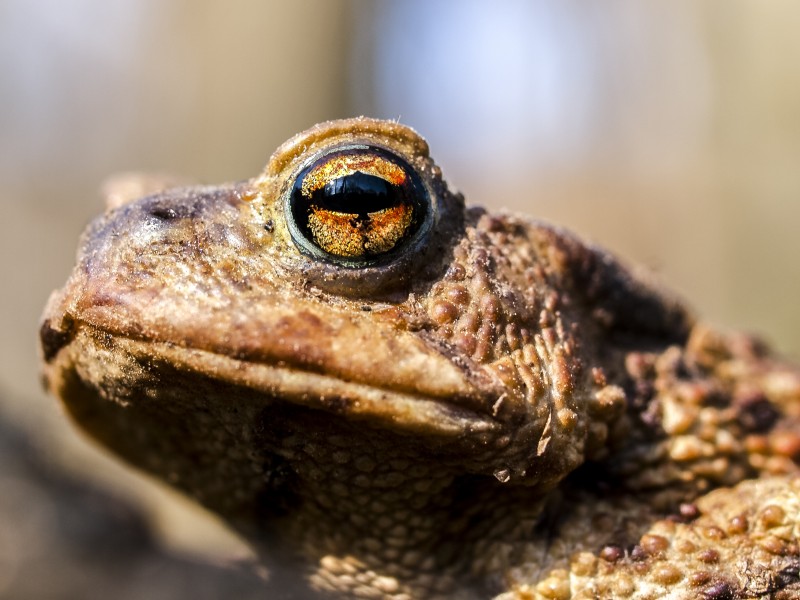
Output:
41 118 800 599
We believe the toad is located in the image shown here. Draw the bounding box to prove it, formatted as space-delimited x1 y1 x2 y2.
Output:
40 118 800 599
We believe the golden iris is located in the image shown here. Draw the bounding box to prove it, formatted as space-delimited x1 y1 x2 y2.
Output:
287 146 427 263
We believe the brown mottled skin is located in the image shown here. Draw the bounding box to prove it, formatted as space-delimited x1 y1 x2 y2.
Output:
40 118 800 599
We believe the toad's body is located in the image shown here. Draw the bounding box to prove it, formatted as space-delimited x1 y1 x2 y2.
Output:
40 119 800 599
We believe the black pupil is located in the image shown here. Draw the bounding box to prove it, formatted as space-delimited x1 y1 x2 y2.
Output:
316 172 399 216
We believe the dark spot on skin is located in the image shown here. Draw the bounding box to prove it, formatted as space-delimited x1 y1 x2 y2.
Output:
700 387 730 408
701 580 735 600
149 206 179 220
776 563 800 590
673 358 694 380
264 219 274 233
140 190 227 222
735 391 780 433
679 502 700 521
481 215 507 233
599 545 624 562
39 319 74 362
629 544 647 561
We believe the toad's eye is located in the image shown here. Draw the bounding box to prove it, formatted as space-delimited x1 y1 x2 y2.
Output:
286 146 431 265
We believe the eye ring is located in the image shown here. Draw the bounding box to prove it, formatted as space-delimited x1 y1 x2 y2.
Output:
284 144 434 267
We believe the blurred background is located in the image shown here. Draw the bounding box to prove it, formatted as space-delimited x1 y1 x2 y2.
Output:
2 0 800 589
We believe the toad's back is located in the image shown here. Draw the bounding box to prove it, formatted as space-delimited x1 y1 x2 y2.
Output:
41 118 800 599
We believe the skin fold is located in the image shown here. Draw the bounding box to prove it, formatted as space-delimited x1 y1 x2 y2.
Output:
40 118 800 599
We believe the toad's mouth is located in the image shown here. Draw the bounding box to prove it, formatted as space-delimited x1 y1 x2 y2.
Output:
41 318 501 438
